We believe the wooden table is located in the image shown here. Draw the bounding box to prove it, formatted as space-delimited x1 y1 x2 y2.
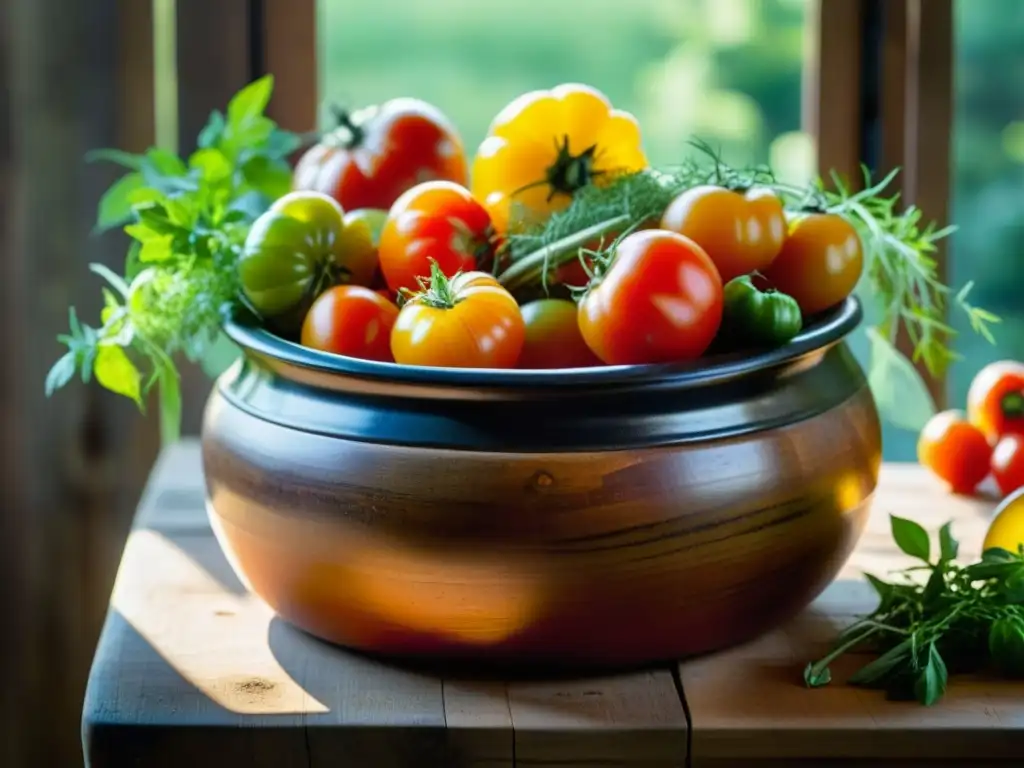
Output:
82 442 1024 767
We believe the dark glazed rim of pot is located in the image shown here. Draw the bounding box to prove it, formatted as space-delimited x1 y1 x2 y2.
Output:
223 296 862 391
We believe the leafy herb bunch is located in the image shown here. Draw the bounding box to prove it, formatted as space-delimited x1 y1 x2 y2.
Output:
45 76 298 443
805 515 1024 706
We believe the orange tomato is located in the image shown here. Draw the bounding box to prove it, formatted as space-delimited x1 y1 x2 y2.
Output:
660 186 786 283
378 181 495 294
966 360 1024 443
293 98 468 212
991 434 1024 497
471 84 648 234
518 299 601 369
761 212 863 315
917 410 993 494
390 263 525 369
300 285 399 362
577 230 723 366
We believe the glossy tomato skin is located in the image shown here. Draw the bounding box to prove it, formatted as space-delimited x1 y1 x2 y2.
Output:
391 270 524 369
300 285 399 362
966 360 1024 443
918 410 993 494
518 299 601 369
378 181 495 293
660 186 786 283
762 212 863 315
238 191 348 333
293 98 468 212
472 84 648 234
992 434 1024 497
578 230 724 366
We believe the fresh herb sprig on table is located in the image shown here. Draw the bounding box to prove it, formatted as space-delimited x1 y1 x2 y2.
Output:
804 515 1024 706
45 76 299 443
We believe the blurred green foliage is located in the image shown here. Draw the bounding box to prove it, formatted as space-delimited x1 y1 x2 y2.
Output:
319 0 1022 459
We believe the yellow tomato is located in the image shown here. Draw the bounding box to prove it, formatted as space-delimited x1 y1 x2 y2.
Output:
471 83 648 235
984 486 1024 553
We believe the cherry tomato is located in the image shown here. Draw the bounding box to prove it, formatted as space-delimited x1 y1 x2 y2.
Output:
293 98 468 212
518 299 601 369
577 230 723 366
992 434 1024 497
300 285 398 362
659 185 786 283
391 263 525 368
917 410 993 494
967 360 1024 443
378 181 496 294
762 212 863 315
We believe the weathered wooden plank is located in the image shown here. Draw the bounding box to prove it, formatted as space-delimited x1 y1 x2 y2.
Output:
443 681 515 768
680 464 1024 764
507 671 688 767
261 0 318 133
2 0 160 765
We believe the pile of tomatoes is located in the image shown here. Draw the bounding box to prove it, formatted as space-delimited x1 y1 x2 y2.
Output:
237 84 865 371
918 361 1024 498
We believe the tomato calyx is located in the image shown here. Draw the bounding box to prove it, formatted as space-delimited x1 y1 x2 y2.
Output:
1001 390 1024 419
403 259 464 310
323 104 369 150
512 135 605 204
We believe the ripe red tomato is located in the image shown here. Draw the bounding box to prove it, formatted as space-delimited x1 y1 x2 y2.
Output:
991 434 1024 497
577 230 724 366
660 185 786 283
518 299 601 369
966 360 1024 443
762 212 863 315
300 285 399 362
917 410 993 494
378 181 496 294
293 98 468 212
391 263 524 368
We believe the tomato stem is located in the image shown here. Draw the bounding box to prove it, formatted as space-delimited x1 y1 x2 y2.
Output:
326 104 365 149
497 214 631 293
410 259 461 309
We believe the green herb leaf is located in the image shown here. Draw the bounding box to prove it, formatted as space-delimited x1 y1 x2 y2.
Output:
157 363 182 447
86 148 144 170
96 172 145 232
227 75 274 127
914 643 948 706
849 637 914 687
94 344 142 406
198 110 226 149
865 328 937 432
891 515 931 562
90 263 131 298
45 351 78 397
939 521 959 562
864 572 893 602
189 147 233 183
1003 569 1024 603
989 615 1024 678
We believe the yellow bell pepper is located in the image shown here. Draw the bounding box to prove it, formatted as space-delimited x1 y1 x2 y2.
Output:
471 83 648 235
984 486 1024 553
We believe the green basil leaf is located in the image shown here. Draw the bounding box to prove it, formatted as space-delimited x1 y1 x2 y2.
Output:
989 616 1024 678
189 147 232 182
94 344 142 406
939 520 959 562
848 637 914 687
198 110 226 149
1003 569 1024 603
143 147 188 178
803 661 831 688
914 644 948 706
45 351 78 397
95 172 145 232
923 567 947 606
982 547 1021 564
866 328 937 431
891 515 931 562
266 129 303 158
227 74 274 128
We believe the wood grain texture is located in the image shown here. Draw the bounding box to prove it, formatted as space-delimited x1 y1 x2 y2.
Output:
2 1 160 765
261 0 318 132
84 442 688 767
680 463 1024 765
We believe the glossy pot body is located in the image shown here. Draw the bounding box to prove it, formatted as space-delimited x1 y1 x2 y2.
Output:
201 298 881 667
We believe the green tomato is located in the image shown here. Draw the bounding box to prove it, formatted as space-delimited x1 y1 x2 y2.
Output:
720 273 803 348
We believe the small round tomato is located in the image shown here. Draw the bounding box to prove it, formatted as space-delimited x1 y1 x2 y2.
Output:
967 360 1024 443
762 212 863 315
577 230 723 366
518 299 601 369
378 181 496 294
293 98 468 212
391 262 525 368
660 185 786 283
300 285 398 362
239 191 349 332
991 434 1024 497
918 410 993 494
